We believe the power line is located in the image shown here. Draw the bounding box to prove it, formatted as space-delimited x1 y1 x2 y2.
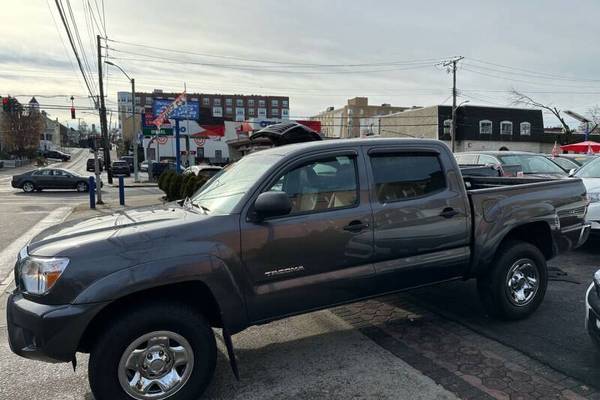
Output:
64 0 96 96
53 0 98 105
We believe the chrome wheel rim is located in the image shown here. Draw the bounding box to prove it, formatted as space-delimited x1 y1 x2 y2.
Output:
118 331 194 400
76 182 87 192
506 258 539 307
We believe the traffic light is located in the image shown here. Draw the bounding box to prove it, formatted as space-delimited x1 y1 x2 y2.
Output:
71 106 76 119
2 97 8 112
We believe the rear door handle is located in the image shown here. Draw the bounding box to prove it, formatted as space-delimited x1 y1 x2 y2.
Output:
343 220 369 232
439 208 459 218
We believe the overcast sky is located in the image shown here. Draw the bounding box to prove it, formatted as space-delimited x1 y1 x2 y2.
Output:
2 1 600 129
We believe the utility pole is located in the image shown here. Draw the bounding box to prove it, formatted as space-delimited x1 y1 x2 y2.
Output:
97 34 112 184
131 78 139 181
443 56 464 153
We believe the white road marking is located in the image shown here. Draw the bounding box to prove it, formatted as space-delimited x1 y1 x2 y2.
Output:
0 207 73 288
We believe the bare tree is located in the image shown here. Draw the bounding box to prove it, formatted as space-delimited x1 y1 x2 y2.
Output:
0 104 44 158
510 90 573 140
586 105 600 134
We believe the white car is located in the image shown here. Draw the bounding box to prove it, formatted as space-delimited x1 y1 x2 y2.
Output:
574 158 600 232
183 164 223 179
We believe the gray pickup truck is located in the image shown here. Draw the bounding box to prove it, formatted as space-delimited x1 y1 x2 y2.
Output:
6 138 590 400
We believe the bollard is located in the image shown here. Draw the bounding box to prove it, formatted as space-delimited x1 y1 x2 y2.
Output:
118 175 125 206
88 176 96 209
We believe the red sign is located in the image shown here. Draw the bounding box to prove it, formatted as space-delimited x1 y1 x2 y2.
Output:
296 120 321 132
194 137 206 147
157 136 168 145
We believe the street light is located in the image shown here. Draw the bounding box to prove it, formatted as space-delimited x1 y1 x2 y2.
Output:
451 100 469 152
105 60 139 182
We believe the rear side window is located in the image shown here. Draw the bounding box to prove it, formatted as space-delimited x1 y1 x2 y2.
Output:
370 153 446 203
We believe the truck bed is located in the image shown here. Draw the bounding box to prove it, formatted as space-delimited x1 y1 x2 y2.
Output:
464 175 588 277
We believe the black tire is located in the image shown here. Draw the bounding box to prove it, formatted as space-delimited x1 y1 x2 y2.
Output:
477 240 547 320
89 302 216 400
22 181 35 193
76 181 88 192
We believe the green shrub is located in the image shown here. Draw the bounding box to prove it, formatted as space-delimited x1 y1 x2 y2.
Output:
158 170 175 193
167 174 184 201
179 173 194 199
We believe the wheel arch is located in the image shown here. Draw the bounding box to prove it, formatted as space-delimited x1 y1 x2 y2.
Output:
78 280 223 354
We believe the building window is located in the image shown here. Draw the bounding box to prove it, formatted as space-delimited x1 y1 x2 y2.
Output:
258 108 267 118
236 99 244 107
272 108 279 116
520 122 531 136
145 97 153 105
248 108 255 116
202 98 210 106
135 97 140 105
212 107 223 117
258 99 266 108
282 100 289 108
225 107 233 114
271 99 279 107
282 108 289 119
500 121 513 135
225 98 232 106
479 120 492 135
443 119 452 135
214 98 221 106
359 108 364 115
248 99 255 107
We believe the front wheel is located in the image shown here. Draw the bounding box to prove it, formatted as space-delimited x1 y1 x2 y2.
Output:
89 303 216 400
477 240 547 320
22 181 35 193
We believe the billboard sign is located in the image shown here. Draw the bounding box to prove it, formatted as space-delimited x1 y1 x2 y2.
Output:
152 98 200 121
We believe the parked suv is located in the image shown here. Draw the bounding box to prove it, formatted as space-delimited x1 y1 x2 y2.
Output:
7 139 590 400
110 160 130 177
86 158 103 172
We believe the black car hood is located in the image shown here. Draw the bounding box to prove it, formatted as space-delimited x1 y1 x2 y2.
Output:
27 204 207 257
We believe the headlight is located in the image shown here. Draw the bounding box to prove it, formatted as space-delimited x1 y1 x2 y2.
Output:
588 192 600 203
19 256 69 295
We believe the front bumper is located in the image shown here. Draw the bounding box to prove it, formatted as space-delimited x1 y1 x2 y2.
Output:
6 293 107 363
586 282 600 347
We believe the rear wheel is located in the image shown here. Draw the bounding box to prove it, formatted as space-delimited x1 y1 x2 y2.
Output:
89 302 216 400
76 181 88 192
477 240 547 320
22 181 35 193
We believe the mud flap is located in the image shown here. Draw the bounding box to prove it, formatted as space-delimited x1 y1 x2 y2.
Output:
222 327 239 380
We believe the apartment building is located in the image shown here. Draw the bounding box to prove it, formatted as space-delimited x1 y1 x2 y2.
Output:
310 97 414 138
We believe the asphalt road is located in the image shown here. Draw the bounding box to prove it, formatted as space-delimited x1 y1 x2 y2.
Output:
407 239 600 390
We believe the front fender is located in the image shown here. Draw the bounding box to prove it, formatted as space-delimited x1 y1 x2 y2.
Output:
73 254 248 332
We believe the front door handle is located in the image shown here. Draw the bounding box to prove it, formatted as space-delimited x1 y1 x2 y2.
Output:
343 220 369 232
439 207 459 219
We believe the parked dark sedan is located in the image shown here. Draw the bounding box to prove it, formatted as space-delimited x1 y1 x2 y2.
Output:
586 270 600 348
110 160 130 177
120 156 134 171
456 151 567 179
11 168 90 192
43 150 71 161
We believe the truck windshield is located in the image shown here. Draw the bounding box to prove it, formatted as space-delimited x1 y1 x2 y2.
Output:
191 154 281 214
497 154 565 175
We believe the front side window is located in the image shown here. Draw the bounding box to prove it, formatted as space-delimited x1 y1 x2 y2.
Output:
268 156 358 215
500 121 513 135
370 153 446 203
520 122 531 135
443 119 452 135
480 120 492 135
478 154 499 165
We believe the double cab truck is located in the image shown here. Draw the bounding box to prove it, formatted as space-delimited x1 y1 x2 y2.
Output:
6 138 590 400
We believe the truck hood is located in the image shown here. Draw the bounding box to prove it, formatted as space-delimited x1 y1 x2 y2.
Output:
27 204 202 256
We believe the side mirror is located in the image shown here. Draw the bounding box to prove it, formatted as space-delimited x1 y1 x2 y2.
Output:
568 168 576 177
254 191 292 220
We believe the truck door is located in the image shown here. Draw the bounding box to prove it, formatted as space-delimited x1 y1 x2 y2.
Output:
365 145 470 292
240 149 376 322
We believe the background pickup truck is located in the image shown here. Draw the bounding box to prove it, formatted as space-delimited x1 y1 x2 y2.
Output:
7 138 590 400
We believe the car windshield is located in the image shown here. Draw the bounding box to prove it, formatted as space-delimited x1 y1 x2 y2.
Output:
575 157 600 178
191 154 281 215
497 154 566 174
